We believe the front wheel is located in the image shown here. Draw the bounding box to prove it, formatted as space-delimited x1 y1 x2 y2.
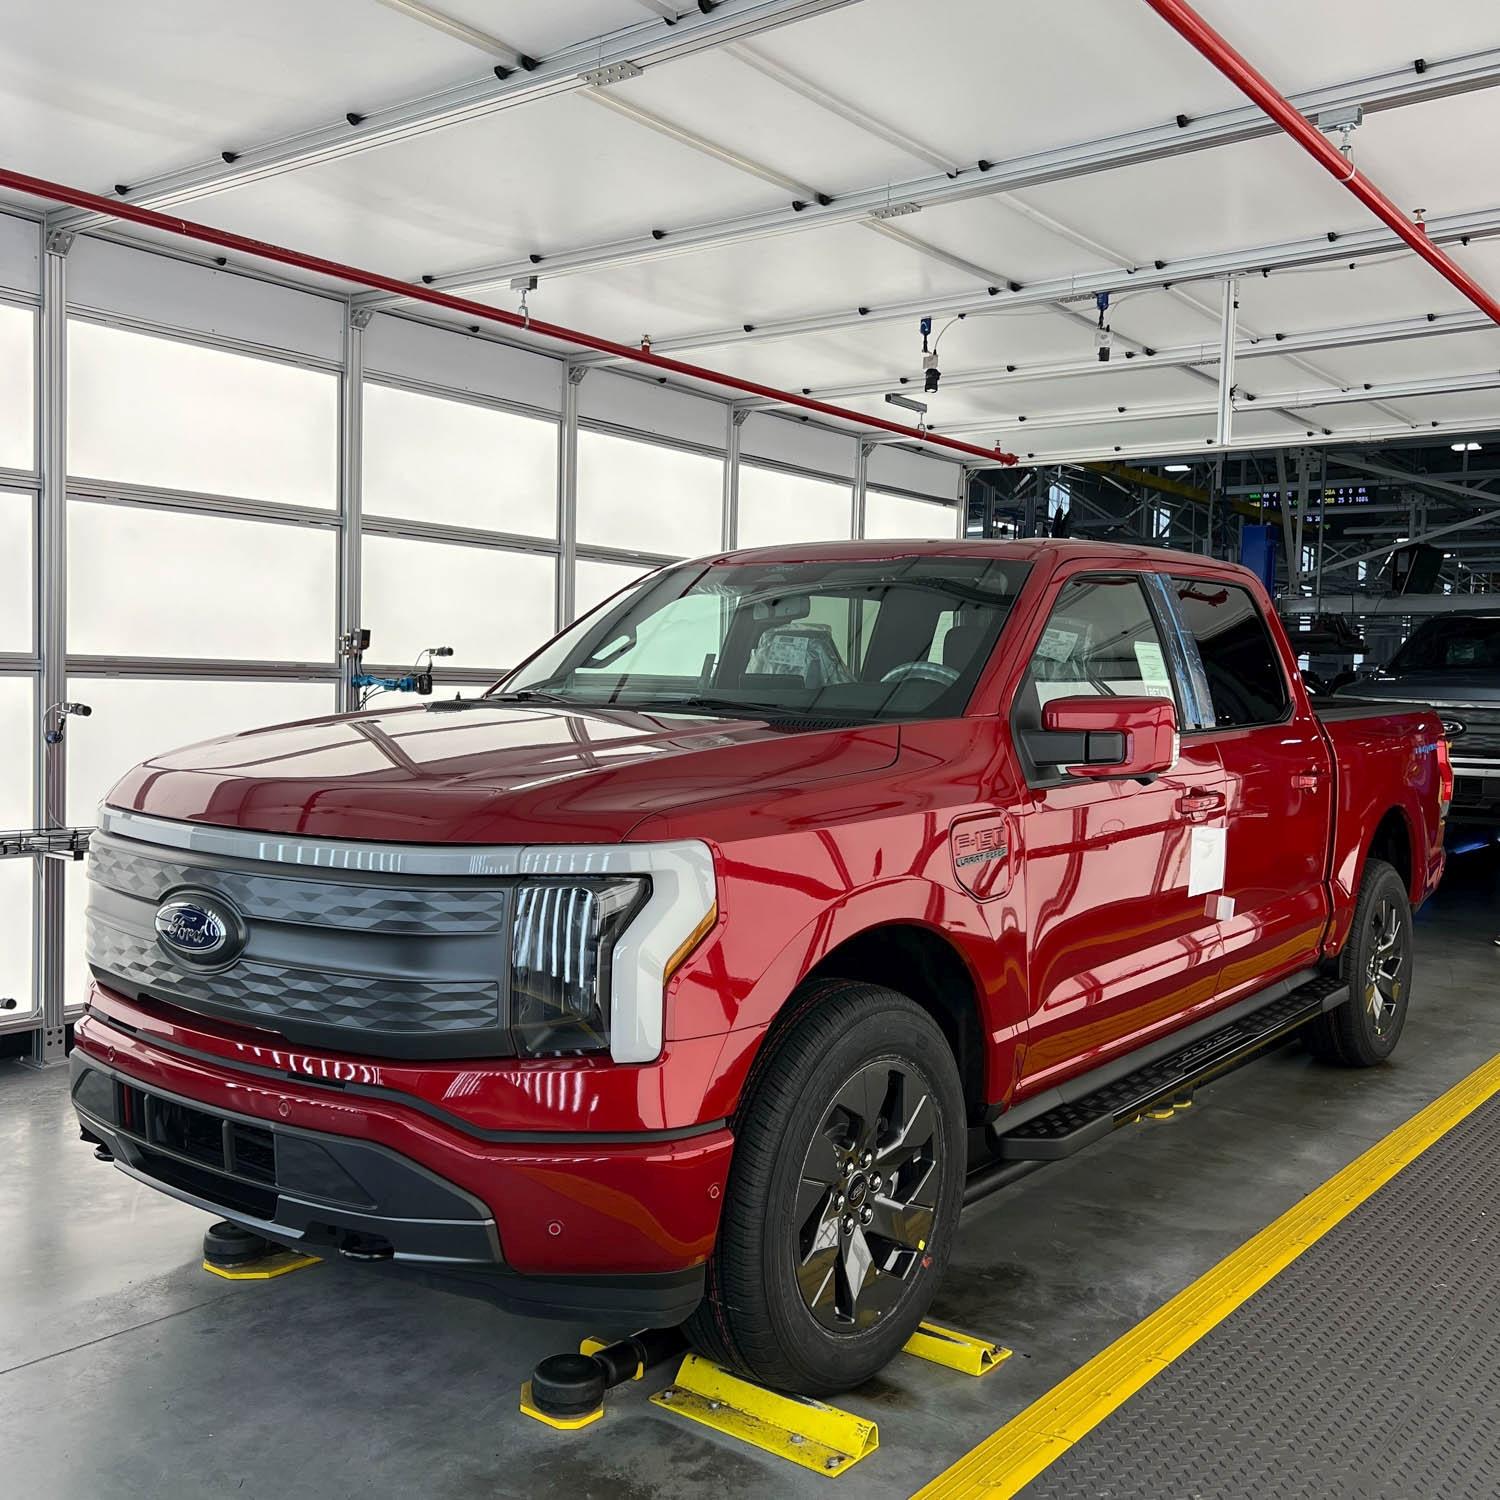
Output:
1306 857 1413 1067
686 979 965 1395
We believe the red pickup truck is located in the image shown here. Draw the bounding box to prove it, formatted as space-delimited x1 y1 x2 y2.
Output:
72 540 1449 1394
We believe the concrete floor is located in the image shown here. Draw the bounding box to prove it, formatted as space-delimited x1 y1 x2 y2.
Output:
3 849 1498 1500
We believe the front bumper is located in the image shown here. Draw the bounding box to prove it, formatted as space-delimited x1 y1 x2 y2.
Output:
73 1013 733 1325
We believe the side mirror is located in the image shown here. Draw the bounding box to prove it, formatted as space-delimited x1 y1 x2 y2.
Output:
1027 695 1178 779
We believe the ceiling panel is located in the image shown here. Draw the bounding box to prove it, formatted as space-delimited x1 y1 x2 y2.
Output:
1286 329 1500 386
1109 288 1224 348
742 0 1248 169
603 48 935 191
1350 91 1500 222
1011 415 1220 462
1236 256 1472 333
431 2 653 58
1014 406 1312 463
1234 352 1357 394
1355 389 1500 426
660 303 1100 393
889 196 1122 286
162 89 786 281
520 219 983 346
940 363 1212 424
1011 134 1372 270
0 0 483 189
1188 0 1500 96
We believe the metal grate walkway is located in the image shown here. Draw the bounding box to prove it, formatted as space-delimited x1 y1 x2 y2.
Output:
1021 1092 1500 1499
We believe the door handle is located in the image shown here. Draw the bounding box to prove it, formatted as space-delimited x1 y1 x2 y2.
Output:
1292 769 1326 790
1177 791 1225 816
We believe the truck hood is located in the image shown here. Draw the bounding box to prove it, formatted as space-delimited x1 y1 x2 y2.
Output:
105 700 901 844
1343 672 1500 707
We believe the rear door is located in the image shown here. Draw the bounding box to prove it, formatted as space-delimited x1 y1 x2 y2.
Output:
1162 571 1333 998
1012 568 1227 1090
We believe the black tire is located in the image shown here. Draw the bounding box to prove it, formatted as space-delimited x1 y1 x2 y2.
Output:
1305 857 1413 1067
686 978 965 1395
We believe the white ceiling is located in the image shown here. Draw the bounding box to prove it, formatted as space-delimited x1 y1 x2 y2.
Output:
3 0 1499 464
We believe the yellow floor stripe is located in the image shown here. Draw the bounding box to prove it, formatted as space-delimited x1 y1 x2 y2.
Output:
913 1049 1500 1500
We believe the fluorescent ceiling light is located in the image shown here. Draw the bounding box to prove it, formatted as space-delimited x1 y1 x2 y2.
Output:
1451 441 1483 451
1164 463 1191 472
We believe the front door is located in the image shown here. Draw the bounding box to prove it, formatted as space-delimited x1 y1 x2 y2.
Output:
1013 570 1227 1092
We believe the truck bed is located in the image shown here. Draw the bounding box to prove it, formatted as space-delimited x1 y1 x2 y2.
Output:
1315 699 1446 952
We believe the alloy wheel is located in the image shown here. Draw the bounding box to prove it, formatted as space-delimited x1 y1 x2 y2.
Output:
1363 894 1406 1038
793 1060 940 1332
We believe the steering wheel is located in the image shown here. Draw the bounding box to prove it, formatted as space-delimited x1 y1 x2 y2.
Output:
879 660 959 687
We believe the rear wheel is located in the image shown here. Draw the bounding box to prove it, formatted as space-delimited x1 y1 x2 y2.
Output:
1306 857 1413 1067
687 979 965 1395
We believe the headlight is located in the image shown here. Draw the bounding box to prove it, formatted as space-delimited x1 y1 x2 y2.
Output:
508 840 717 1065
510 878 648 1056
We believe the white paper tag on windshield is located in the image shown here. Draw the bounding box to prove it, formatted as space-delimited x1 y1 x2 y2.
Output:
1188 825 1227 896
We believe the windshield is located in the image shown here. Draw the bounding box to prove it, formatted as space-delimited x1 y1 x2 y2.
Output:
1388 617 1500 674
499 555 1030 722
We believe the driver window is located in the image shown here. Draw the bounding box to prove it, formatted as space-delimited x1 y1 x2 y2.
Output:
1017 575 1176 726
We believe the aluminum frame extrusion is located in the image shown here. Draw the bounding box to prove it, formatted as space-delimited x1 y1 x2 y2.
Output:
1215 277 1238 448
30 232 69 1064
358 46 1500 304
46 0 869 233
586 205 1500 357
0 164 1018 466
739 309 1494 408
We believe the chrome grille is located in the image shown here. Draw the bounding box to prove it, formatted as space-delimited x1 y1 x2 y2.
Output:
1443 705 1500 762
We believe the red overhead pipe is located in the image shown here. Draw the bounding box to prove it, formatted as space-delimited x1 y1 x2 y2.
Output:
0 166 1017 466
1142 0 1500 327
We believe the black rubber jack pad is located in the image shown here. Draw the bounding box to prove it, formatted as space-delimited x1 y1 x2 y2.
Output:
202 1219 274 1267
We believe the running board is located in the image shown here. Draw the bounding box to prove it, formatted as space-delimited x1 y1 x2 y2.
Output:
989 976 1348 1163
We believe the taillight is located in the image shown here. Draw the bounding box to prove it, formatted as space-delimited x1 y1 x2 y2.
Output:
1436 734 1454 815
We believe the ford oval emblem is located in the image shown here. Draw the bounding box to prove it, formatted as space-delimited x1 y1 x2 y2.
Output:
1441 718 1467 740
154 892 244 964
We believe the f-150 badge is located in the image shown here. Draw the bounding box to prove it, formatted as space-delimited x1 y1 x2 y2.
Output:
950 817 1015 899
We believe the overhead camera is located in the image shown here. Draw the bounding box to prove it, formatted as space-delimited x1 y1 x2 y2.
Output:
922 351 941 393
1095 290 1112 363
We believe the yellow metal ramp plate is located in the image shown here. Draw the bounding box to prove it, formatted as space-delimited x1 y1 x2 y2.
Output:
651 1354 878 1477
202 1250 320 1281
519 1380 603 1431
903 1319 1012 1377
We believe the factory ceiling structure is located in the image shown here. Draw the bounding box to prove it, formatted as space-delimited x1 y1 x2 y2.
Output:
3 0 1499 469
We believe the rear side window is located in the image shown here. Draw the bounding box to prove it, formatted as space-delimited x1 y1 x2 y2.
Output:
1170 578 1288 729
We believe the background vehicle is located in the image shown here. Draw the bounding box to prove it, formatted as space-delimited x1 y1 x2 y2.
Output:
1338 614 1500 836
71 540 1447 1394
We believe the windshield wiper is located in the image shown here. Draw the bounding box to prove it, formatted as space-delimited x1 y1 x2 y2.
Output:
425 689 574 712
640 695 848 721
483 689 576 704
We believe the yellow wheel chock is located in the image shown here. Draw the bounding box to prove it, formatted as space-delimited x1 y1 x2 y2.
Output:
651 1353 879 1477
902 1319 1012 1376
